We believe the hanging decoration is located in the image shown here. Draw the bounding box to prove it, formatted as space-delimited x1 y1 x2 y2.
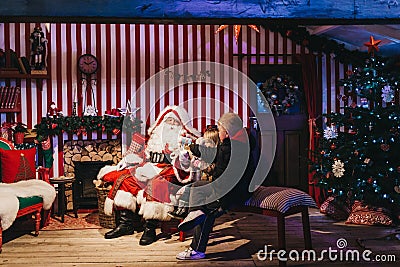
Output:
332 159 345 178
264 24 369 66
323 125 338 140
381 85 394 103
215 24 259 43
257 74 301 116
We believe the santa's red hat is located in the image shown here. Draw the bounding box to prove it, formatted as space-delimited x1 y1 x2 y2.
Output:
148 105 201 139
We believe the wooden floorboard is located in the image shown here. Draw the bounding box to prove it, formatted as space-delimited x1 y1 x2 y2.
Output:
1 208 400 266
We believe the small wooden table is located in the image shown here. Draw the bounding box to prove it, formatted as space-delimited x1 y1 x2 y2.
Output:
49 176 77 222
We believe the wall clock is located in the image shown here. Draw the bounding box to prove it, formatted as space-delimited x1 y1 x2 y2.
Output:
78 53 99 116
78 53 99 75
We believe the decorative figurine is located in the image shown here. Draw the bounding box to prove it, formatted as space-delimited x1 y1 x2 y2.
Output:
83 105 97 116
30 26 48 70
47 102 58 118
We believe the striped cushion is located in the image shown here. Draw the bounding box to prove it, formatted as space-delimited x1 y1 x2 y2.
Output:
245 186 317 213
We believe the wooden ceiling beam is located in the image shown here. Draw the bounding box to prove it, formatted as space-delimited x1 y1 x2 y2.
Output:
356 25 400 43
306 25 340 35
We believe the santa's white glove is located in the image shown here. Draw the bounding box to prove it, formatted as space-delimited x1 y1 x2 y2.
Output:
125 153 142 164
135 163 161 182
97 165 118 179
116 158 127 171
116 153 142 171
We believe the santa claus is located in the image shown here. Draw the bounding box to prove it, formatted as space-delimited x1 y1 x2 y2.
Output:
97 105 200 245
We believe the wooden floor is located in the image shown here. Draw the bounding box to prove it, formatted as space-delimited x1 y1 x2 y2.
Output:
1 208 400 266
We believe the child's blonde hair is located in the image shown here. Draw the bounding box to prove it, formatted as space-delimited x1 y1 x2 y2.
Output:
203 128 219 147
199 127 219 181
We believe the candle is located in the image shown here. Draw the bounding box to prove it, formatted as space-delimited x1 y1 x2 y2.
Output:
73 86 78 102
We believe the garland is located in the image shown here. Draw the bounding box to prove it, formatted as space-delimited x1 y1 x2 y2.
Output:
264 24 373 66
35 115 142 141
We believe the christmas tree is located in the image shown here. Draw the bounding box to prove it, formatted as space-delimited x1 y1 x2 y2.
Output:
312 38 400 212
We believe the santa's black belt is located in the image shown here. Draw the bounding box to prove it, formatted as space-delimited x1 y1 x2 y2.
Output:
149 151 172 164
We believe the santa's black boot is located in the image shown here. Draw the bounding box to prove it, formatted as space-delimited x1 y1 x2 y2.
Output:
104 210 135 239
132 210 145 233
139 219 158 245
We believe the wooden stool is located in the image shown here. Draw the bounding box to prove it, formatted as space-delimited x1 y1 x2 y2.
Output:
245 186 317 267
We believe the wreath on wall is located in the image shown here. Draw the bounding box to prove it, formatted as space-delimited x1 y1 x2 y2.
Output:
258 74 301 116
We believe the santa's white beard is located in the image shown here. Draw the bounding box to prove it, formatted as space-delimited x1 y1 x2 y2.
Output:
146 122 182 154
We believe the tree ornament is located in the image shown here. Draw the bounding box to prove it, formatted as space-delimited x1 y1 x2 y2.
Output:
394 186 400 194
367 177 374 184
381 85 394 103
364 158 373 166
380 144 390 152
320 150 326 155
332 159 345 178
330 143 336 150
347 190 353 198
360 98 369 108
324 125 338 139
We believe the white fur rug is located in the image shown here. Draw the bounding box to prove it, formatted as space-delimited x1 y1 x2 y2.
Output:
0 180 56 231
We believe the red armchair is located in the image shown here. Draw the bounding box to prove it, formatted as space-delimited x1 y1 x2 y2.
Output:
0 137 52 253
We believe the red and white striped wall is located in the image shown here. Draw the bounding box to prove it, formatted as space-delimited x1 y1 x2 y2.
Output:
0 23 349 176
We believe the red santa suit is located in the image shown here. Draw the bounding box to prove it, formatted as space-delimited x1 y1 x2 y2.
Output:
99 105 200 221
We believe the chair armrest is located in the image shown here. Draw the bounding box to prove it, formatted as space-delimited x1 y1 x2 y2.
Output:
37 166 50 183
